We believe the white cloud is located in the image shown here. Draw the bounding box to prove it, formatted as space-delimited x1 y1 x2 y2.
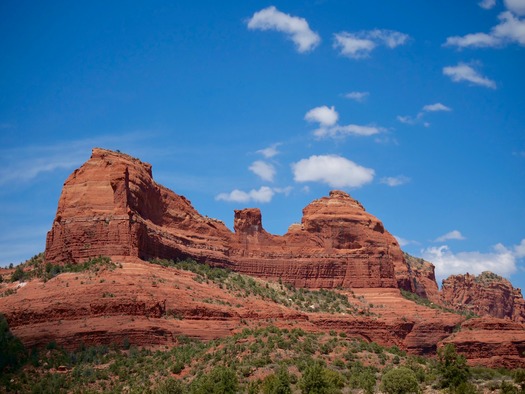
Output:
333 29 409 59
505 0 525 15
368 29 410 48
445 10 525 49
422 241 523 281
394 235 415 247
305 105 339 126
479 0 497 9
443 63 497 89
249 160 276 182
435 230 466 242
273 186 293 196
216 186 275 203
247 6 321 53
292 154 374 188
397 115 417 125
344 91 369 102
422 103 452 112
397 103 451 126
514 239 525 257
493 11 525 44
333 33 376 59
445 32 501 48
306 105 384 139
380 176 410 187
314 124 384 138
257 143 280 158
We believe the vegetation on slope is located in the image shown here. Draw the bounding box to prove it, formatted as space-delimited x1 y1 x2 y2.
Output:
0 320 523 393
150 258 375 316
399 289 478 319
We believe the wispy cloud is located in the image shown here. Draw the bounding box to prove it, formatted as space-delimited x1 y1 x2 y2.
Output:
394 235 418 247
292 154 374 188
247 6 321 53
0 134 148 186
443 63 496 89
306 105 384 139
479 0 496 10
314 124 384 138
216 186 275 203
333 29 409 59
422 103 452 112
397 102 452 126
444 11 525 49
344 91 369 102
257 143 281 158
216 186 291 203
249 160 276 182
380 175 410 187
435 230 466 242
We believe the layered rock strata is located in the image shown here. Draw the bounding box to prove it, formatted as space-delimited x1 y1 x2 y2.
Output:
46 148 414 290
441 272 525 322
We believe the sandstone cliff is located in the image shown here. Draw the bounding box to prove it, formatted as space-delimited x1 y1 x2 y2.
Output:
2 147 524 368
401 253 440 303
45 148 424 291
441 271 525 322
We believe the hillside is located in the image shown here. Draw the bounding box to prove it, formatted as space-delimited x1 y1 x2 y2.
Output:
1 148 525 378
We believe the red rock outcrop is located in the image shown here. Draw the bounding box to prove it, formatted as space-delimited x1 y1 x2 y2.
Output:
401 253 440 303
443 318 525 368
45 148 420 290
441 272 525 322
31 148 525 367
2 260 524 368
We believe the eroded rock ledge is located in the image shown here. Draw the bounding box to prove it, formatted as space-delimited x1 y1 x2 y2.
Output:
45 148 430 292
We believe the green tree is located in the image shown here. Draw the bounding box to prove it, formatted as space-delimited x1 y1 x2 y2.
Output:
513 369 525 392
349 369 376 394
262 366 292 394
156 378 186 394
437 344 470 389
10 265 26 282
0 314 27 372
501 380 519 394
299 362 341 394
380 367 420 394
191 366 239 394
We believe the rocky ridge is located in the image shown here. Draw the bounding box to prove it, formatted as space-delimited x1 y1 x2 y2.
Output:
1 147 524 368
45 148 422 291
441 272 525 322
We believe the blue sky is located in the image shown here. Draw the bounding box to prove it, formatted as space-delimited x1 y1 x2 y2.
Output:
1 0 524 288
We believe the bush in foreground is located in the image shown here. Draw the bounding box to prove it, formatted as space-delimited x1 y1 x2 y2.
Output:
380 367 420 394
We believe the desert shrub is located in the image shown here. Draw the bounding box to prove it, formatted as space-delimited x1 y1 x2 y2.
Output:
513 369 525 391
299 361 342 394
437 344 470 389
449 381 479 394
190 366 239 394
155 378 186 394
348 368 376 394
380 367 420 394
10 265 26 282
501 380 519 394
0 313 27 372
262 366 292 394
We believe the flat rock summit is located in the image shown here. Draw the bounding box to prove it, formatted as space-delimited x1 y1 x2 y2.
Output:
2 148 525 368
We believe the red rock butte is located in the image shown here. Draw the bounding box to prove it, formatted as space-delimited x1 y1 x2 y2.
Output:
2 147 524 368
45 148 430 293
